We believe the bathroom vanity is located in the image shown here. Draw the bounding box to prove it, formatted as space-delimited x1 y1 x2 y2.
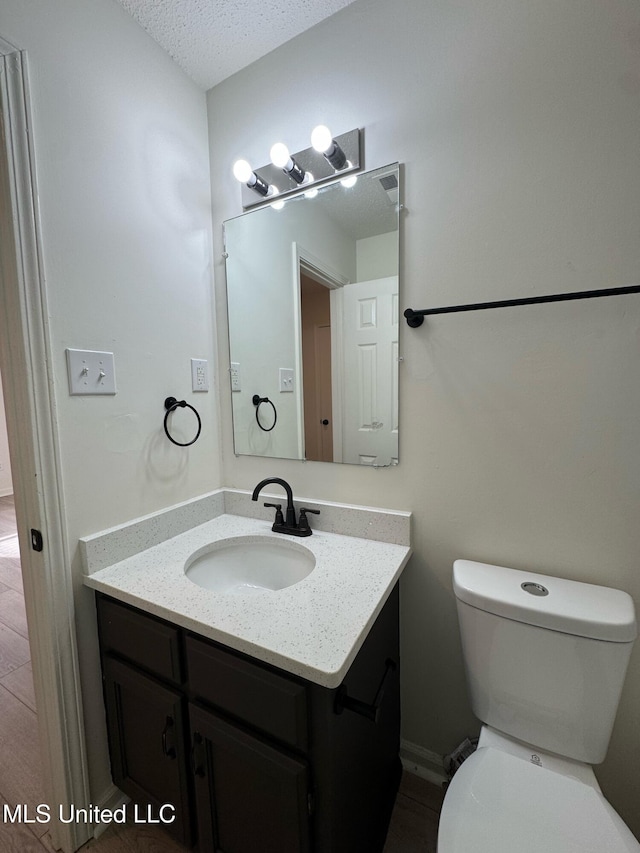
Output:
96 585 400 852
82 489 411 853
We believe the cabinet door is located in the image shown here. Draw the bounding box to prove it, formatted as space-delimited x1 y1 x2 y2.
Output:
189 704 311 853
103 655 194 846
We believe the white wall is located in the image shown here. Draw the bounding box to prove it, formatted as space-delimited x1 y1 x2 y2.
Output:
0 373 13 497
357 231 397 281
207 0 640 835
0 0 219 801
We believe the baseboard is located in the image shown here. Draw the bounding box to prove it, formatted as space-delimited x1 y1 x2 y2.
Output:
92 784 129 839
400 739 448 788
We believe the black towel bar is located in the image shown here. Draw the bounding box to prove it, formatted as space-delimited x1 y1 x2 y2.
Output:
404 284 640 327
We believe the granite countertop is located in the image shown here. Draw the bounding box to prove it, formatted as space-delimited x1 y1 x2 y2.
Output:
82 494 411 688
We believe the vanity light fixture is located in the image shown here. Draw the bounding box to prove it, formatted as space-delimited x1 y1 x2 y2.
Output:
270 142 307 184
234 127 361 210
232 158 272 198
311 125 348 171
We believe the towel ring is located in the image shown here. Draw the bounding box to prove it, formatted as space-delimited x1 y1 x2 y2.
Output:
252 394 277 432
164 397 202 446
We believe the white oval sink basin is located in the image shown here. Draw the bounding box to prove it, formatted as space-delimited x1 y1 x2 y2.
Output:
184 535 316 594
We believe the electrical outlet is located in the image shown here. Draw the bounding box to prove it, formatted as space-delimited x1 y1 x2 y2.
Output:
230 363 241 392
191 358 209 392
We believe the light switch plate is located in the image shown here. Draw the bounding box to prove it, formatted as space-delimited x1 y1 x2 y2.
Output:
66 349 116 395
279 367 294 392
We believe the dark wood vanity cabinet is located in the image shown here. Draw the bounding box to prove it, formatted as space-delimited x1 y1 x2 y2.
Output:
96 584 401 853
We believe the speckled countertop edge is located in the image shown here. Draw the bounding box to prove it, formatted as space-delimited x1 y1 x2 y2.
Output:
82 506 411 687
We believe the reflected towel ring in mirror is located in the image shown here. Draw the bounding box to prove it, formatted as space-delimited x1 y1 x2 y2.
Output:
252 394 277 432
163 396 202 446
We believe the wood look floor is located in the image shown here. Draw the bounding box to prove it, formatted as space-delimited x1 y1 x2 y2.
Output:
0 494 54 851
0 495 444 852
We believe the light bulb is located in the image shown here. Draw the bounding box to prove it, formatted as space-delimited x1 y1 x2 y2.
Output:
233 158 270 197
270 142 291 170
311 125 347 170
233 159 253 183
311 125 333 154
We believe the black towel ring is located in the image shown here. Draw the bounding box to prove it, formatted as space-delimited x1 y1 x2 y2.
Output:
164 397 202 446
252 394 277 432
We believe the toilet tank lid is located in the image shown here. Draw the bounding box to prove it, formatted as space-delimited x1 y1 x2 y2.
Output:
453 560 637 642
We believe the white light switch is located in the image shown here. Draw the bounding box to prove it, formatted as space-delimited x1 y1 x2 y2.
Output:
279 368 294 392
66 349 116 395
191 358 209 392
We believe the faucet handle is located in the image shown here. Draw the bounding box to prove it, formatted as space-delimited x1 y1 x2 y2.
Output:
263 502 284 526
298 508 320 534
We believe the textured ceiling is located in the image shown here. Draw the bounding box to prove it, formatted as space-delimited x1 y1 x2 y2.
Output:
116 0 359 90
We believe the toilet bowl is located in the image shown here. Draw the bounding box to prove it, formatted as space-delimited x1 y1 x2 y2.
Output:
437 560 639 851
438 728 640 852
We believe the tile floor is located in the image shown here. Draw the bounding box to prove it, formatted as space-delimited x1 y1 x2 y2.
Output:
0 494 444 852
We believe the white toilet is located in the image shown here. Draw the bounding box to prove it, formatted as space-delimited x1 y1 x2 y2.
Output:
437 559 640 852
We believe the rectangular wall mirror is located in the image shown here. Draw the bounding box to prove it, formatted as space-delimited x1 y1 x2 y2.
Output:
223 162 400 467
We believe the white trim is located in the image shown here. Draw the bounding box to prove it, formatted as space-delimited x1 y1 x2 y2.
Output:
0 486 13 498
329 288 344 462
0 46 91 852
91 784 129 840
290 244 306 459
295 245 350 290
400 739 448 788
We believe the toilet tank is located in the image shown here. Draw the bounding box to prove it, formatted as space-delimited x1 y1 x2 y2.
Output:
453 560 637 764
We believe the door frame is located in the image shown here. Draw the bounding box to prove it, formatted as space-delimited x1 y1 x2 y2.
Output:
292 244 348 462
0 40 91 852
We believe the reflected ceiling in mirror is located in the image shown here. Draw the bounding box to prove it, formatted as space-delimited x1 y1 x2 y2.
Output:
224 163 400 467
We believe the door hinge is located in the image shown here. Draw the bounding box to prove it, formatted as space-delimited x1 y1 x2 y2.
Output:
30 529 43 552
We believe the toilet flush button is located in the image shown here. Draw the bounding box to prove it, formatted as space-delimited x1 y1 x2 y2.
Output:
521 581 549 596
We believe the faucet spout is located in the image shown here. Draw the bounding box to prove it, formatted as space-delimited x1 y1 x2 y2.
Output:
251 477 296 528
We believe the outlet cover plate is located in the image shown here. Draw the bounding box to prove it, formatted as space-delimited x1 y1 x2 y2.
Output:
191 358 209 392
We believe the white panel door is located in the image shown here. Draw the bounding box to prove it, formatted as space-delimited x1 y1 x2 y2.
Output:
341 276 398 466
